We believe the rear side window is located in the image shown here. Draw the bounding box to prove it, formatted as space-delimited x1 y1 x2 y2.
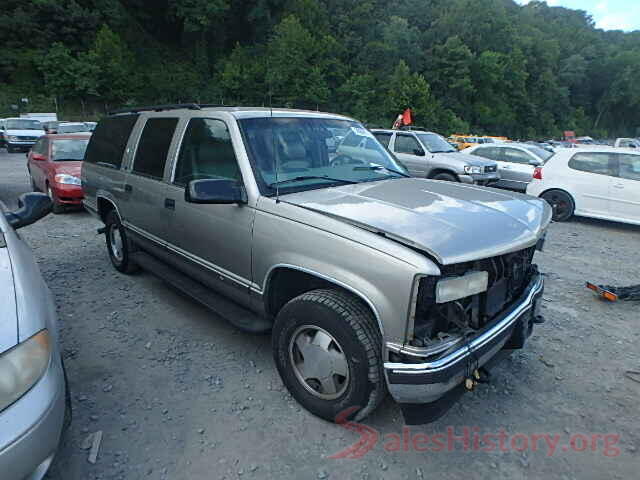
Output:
173 118 241 187
32 138 48 156
472 147 501 160
132 118 179 179
569 152 616 176
502 148 532 164
84 114 139 168
373 132 392 147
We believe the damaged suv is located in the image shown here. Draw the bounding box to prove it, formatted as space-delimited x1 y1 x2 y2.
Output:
82 105 550 423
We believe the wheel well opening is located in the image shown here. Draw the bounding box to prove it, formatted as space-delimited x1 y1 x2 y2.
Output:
427 168 457 179
97 197 116 222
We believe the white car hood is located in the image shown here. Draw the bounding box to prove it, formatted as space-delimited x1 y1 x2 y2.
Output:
5 129 44 137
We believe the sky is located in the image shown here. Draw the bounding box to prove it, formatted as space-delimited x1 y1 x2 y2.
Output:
516 0 640 31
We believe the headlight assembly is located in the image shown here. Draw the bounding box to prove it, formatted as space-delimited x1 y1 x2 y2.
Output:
463 165 483 175
8 136 20 142
436 271 489 304
0 330 51 413
54 174 82 185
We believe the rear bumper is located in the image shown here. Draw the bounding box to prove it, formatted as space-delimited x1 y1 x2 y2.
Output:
384 272 544 405
0 355 66 480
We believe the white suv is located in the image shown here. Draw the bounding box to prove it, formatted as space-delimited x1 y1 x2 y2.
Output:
527 147 640 225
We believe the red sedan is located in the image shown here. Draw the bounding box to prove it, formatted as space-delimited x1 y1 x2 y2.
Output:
27 133 91 213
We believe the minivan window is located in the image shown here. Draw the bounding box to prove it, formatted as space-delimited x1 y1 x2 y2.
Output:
173 118 241 187
132 118 179 179
84 114 139 168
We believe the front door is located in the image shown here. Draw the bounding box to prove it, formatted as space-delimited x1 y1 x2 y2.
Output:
610 153 640 223
392 134 428 176
122 117 179 240
164 117 255 303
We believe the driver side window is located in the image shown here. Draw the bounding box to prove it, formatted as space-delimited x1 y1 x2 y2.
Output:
394 135 422 155
173 118 241 187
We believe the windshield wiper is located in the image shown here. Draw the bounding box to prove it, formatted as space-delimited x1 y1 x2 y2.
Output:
352 165 410 177
430 150 455 153
268 175 358 188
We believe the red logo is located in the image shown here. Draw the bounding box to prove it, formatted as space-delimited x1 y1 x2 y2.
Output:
328 407 380 459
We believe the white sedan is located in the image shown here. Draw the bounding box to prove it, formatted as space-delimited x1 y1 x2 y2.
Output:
464 143 554 192
526 147 640 225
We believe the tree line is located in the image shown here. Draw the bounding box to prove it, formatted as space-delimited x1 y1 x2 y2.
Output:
1 0 639 138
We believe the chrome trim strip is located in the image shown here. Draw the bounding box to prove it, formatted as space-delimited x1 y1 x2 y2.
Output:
123 222 259 292
384 274 543 374
262 263 384 335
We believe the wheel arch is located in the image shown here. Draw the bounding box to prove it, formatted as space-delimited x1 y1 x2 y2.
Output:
96 195 121 223
539 187 576 207
263 265 384 336
427 168 459 180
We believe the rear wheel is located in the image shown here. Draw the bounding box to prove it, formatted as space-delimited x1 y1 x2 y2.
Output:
104 210 139 273
47 184 65 214
541 189 574 222
432 172 458 182
272 289 386 422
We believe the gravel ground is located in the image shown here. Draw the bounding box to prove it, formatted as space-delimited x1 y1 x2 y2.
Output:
1 150 638 479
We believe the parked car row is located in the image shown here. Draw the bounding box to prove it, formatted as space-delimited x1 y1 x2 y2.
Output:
1 118 97 153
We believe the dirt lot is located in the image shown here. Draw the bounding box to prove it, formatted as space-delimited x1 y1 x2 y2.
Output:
1 150 638 479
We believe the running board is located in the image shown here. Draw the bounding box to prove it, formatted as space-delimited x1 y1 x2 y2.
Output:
130 252 272 334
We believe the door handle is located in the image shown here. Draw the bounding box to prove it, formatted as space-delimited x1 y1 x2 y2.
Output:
164 198 175 210
124 184 133 193
613 184 625 189
502 165 511 169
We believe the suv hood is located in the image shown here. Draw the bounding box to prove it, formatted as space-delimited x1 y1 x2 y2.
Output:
0 235 18 353
282 178 551 265
432 151 495 167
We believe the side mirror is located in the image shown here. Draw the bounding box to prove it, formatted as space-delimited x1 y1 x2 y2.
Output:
31 153 46 161
413 148 425 156
4 193 52 229
528 159 543 166
185 178 247 205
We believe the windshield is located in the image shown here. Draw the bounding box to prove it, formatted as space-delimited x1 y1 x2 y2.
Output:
5 119 43 130
416 133 456 153
52 139 90 161
57 124 90 133
523 145 554 161
239 117 408 195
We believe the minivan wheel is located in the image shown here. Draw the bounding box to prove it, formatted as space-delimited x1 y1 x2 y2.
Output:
432 172 457 182
272 289 386 422
104 210 139 273
541 190 574 222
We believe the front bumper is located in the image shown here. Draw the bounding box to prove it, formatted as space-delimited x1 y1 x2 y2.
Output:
0 355 66 480
52 184 84 205
7 140 37 147
384 272 544 405
459 172 501 185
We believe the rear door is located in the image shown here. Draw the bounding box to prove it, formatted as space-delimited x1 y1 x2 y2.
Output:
500 147 535 191
610 153 640 223
392 133 428 176
122 117 179 240
566 151 616 215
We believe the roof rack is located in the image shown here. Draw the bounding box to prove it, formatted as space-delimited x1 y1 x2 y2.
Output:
108 103 225 116
399 125 429 131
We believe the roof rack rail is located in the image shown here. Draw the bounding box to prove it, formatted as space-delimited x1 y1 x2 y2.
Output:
398 125 429 131
108 103 225 116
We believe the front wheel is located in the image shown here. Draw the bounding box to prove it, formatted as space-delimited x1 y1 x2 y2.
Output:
104 210 139 273
47 184 65 214
541 190 574 222
272 289 386 422
6 144 16 153
432 172 458 182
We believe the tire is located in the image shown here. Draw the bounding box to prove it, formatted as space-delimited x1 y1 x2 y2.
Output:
47 184 65 214
541 189 574 222
432 172 458 182
272 288 386 423
104 210 139 273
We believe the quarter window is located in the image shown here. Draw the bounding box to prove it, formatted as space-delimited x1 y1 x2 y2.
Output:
568 152 615 176
173 118 241 187
618 154 640 181
132 118 179 179
394 135 422 155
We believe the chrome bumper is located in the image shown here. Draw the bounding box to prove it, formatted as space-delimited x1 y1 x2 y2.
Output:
385 272 544 404
459 172 501 185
